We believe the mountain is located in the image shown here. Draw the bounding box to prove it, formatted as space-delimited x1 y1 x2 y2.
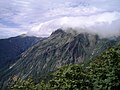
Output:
0 29 120 89
0 35 44 76
47 44 120 90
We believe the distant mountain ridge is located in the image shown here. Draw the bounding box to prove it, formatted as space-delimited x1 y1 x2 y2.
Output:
0 35 44 76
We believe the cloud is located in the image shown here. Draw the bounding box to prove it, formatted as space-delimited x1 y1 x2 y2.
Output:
0 0 120 38
44 6 102 18
0 27 26 39
1 0 119 25
27 11 120 38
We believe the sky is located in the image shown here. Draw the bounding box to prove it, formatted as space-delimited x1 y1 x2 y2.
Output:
0 0 120 38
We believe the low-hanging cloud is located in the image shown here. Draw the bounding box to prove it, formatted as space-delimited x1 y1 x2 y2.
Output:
0 0 120 38
27 11 120 38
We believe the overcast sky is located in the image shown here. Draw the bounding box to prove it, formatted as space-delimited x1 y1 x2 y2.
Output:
0 0 120 38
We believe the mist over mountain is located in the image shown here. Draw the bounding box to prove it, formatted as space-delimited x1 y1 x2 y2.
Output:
0 0 120 39
27 12 120 38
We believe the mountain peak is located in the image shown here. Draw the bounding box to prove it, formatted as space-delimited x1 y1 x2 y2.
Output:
51 29 65 36
18 34 28 38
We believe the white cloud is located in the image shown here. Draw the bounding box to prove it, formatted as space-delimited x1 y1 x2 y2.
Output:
27 11 120 38
44 6 102 18
0 0 120 38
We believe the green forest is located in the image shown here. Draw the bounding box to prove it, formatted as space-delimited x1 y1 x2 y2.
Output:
9 45 120 90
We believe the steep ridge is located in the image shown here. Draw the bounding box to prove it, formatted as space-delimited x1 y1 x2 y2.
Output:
0 35 44 77
0 29 120 89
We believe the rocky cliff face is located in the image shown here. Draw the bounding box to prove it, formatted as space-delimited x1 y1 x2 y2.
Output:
1 29 119 82
0 29 120 90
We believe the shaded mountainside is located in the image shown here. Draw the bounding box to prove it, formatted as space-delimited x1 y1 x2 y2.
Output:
0 35 44 75
0 29 120 89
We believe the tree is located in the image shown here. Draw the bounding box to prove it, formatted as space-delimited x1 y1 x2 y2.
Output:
48 45 120 90
9 77 36 90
